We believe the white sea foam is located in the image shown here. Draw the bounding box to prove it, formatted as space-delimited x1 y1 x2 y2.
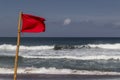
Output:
0 44 54 51
0 44 16 51
22 55 120 60
20 45 54 50
88 43 120 49
0 43 120 52
1 67 120 75
0 44 120 60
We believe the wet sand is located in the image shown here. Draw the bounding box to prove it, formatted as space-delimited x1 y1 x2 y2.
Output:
1 74 120 80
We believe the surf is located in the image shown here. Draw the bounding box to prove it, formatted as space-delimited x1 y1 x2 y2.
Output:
1 67 120 75
0 43 120 51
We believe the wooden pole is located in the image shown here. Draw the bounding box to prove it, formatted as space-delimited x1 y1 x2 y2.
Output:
13 12 22 80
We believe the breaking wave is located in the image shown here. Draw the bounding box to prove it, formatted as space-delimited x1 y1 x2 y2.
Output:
0 44 54 51
1 55 120 73
1 67 120 75
0 43 120 51
22 55 120 60
1 55 120 62
88 43 120 49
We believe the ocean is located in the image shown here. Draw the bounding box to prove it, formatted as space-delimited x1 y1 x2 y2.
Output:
1 37 120 80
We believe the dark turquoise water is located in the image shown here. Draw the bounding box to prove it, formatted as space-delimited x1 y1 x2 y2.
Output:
0 37 120 74
0 37 120 45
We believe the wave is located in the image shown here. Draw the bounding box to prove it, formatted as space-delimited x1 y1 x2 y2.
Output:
1 67 120 75
88 44 120 49
1 55 120 60
0 43 120 52
54 44 120 50
0 43 120 51
55 43 120 50
0 57 120 72
0 44 54 51
22 55 120 60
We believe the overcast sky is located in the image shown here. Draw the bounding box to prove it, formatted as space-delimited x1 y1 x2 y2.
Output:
0 0 120 37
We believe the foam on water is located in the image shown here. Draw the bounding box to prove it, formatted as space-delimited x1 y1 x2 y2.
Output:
0 44 54 51
1 38 120 76
88 43 120 49
22 55 120 60
1 67 120 75
0 43 120 60
0 43 120 52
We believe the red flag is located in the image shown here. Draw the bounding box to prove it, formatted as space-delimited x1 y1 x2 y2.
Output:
21 14 46 33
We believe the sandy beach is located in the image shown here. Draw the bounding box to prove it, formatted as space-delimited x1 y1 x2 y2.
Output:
1 74 120 80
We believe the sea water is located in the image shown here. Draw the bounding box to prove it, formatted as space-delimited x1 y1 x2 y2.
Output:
0 37 120 75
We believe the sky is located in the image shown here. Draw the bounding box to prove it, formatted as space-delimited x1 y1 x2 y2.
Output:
0 0 120 37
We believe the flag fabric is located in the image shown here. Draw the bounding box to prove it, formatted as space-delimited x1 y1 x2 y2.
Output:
21 14 46 33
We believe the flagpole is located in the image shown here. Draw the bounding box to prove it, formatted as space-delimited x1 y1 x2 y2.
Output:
14 11 22 80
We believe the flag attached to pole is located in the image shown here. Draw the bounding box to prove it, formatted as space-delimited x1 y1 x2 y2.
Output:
14 12 46 80
21 14 46 33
